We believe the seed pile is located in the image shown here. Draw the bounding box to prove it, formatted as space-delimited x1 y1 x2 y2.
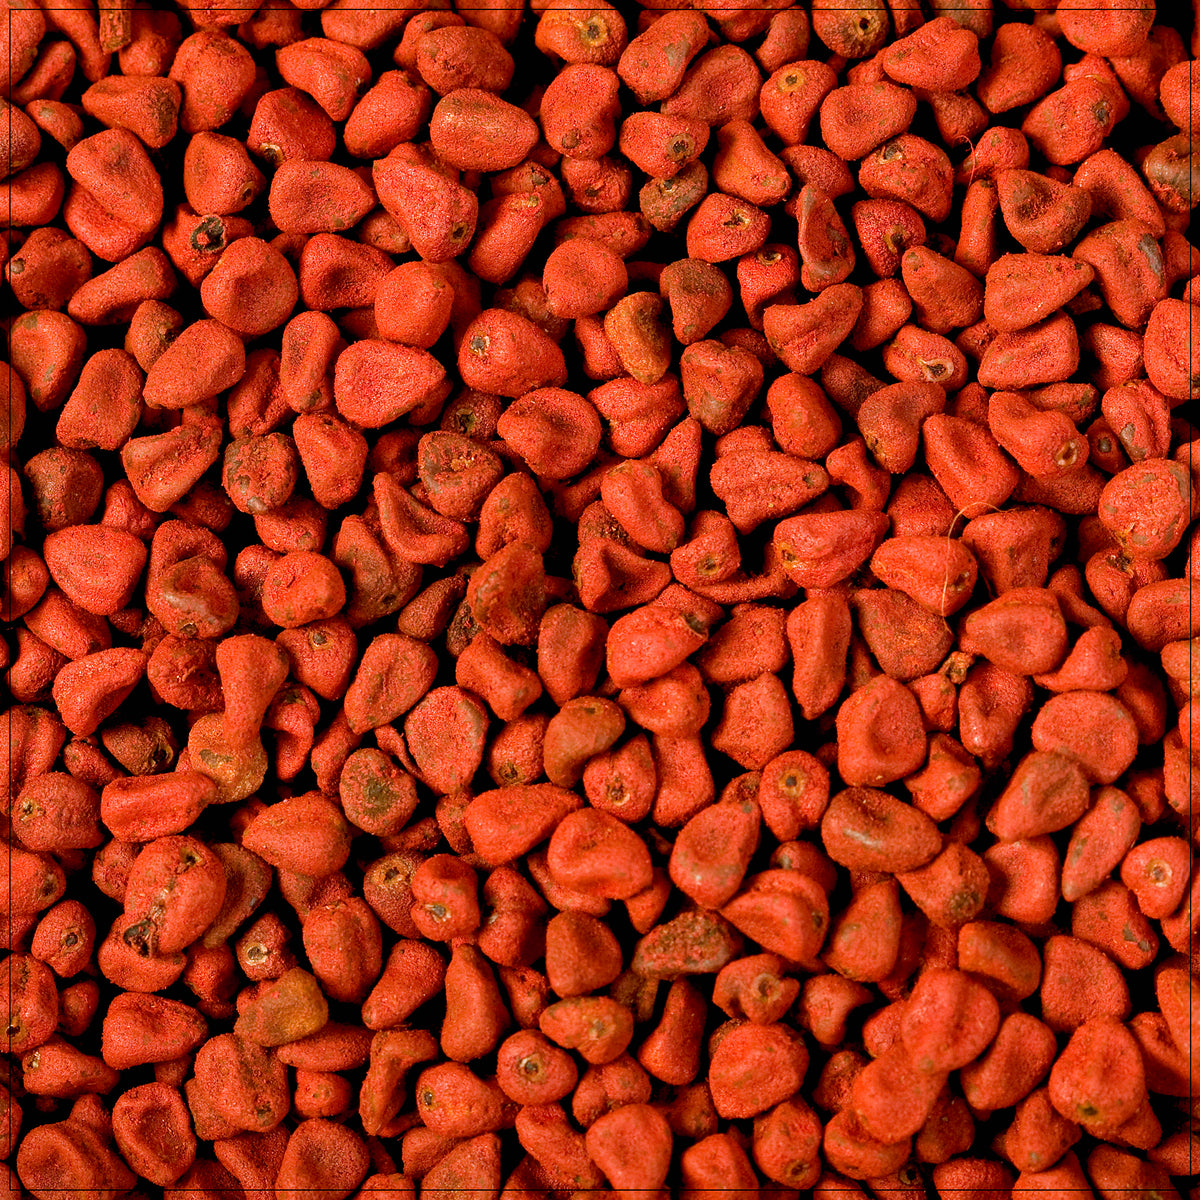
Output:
1 0 1199 1195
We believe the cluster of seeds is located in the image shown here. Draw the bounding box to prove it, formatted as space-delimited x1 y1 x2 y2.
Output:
1 0 1200 1195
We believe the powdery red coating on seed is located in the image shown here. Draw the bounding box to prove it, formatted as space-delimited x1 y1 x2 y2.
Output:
900 967 1001 1073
